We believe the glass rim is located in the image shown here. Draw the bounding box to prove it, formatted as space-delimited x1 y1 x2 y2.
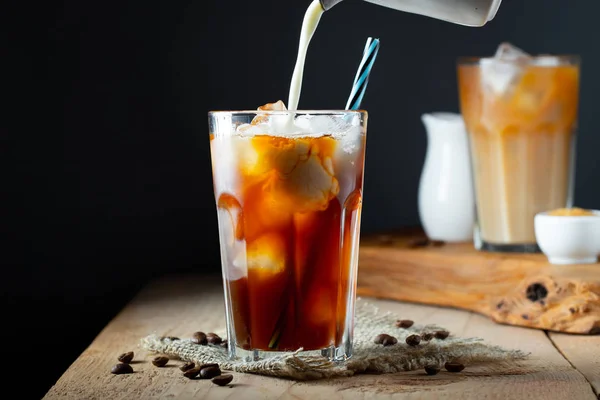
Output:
208 109 367 116
457 54 581 66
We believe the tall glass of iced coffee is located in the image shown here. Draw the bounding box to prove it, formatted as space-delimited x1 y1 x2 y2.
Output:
458 46 580 252
209 105 367 361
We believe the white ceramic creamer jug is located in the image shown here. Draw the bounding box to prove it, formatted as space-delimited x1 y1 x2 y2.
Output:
320 0 502 27
418 112 475 242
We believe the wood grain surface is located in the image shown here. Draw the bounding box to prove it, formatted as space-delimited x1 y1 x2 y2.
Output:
357 231 600 334
549 331 600 397
43 274 600 399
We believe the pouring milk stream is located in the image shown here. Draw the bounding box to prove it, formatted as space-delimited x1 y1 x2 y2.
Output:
287 0 503 114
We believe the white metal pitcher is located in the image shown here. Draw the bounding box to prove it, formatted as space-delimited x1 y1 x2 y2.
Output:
320 0 503 27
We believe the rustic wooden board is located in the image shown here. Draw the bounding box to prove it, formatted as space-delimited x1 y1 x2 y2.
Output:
43 274 599 399
356 231 600 334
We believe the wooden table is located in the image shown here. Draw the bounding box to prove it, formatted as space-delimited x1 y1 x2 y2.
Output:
44 274 600 399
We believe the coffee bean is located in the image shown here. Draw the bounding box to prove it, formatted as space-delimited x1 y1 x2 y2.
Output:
374 333 390 344
424 365 440 375
111 363 133 374
199 363 219 370
200 366 221 379
434 331 450 340
212 374 234 386
405 334 421 346
421 333 434 341
180 362 195 372
395 319 414 329
152 356 169 367
207 333 222 345
378 234 394 245
192 332 208 345
382 335 398 346
117 351 134 364
183 366 201 379
407 237 429 248
444 362 465 372
220 339 228 349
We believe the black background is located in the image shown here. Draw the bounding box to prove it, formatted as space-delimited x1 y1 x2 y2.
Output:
5 0 600 397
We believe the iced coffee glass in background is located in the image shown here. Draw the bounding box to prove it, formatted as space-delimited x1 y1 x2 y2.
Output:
208 109 367 362
458 47 580 252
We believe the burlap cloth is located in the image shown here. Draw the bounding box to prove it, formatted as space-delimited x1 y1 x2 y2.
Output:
140 299 529 380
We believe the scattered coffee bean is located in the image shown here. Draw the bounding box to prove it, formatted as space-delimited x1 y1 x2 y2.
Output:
424 365 440 375
183 366 201 379
407 237 429 248
374 333 390 344
405 334 421 346
180 362 195 372
111 363 133 374
430 240 445 247
160 336 179 341
207 333 223 345
444 362 465 373
378 234 394 245
192 331 208 345
434 330 450 340
220 339 228 349
152 356 169 367
421 333 434 341
200 366 221 379
382 335 398 346
198 363 219 370
117 351 134 364
212 374 234 386
395 319 414 329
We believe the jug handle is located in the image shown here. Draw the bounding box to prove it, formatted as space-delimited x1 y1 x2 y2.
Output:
320 0 344 11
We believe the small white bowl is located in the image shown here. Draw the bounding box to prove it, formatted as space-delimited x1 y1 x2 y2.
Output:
534 209 600 265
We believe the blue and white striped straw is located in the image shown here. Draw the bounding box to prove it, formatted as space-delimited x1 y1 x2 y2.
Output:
345 37 380 110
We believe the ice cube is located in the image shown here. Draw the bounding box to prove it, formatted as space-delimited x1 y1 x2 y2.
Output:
216 195 248 281
258 100 287 112
211 136 239 194
237 122 269 136
337 125 362 153
245 134 338 212
294 114 346 136
535 55 561 67
217 193 245 242
274 151 339 212
293 115 314 133
227 239 248 281
481 42 531 96
251 100 287 126
494 42 530 61
246 232 287 273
